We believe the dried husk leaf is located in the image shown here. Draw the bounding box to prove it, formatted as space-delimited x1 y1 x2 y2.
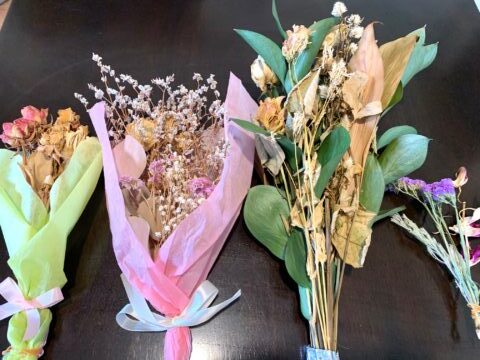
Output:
379 34 417 108
137 196 162 241
20 151 54 194
332 207 376 268
347 23 384 168
342 71 369 119
286 69 321 116
313 232 327 264
290 200 306 228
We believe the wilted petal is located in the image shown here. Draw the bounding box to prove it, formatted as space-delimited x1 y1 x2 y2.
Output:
112 135 147 179
470 245 480 267
255 134 285 176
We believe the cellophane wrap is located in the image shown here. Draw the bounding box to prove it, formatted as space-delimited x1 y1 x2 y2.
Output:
304 346 340 360
90 73 256 360
0 137 103 359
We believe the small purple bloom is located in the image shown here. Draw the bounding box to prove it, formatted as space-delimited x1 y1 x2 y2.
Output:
420 178 455 202
398 177 427 190
188 177 215 198
148 160 165 185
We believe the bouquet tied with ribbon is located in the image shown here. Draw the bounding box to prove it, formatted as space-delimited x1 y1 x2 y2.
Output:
80 55 255 360
0 106 102 359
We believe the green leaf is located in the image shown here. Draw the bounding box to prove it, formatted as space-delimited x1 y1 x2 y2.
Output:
272 0 286 40
277 136 302 172
401 27 438 86
382 82 404 116
314 126 350 198
285 228 310 287
360 155 385 213
372 205 406 224
379 134 430 184
232 118 270 135
234 29 287 85
298 285 312 320
244 185 290 259
377 125 417 150
284 17 339 93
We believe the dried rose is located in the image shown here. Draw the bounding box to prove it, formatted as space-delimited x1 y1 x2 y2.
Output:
255 96 286 133
250 56 278 92
0 118 35 147
55 108 81 129
63 125 88 159
21 105 48 125
282 25 311 62
125 118 157 150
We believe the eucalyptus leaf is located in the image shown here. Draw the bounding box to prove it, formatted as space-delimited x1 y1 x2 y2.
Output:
314 126 350 198
234 29 287 85
284 17 338 93
401 27 438 86
272 0 286 39
377 125 417 150
232 118 269 135
244 185 290 259
285 228 310 287
379 134 430 184
298 285 312 320
372 205 406 224
277 135 302 172
360 154 385 213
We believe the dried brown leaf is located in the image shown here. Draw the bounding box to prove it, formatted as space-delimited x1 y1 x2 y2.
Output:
379 34 417 108
331 207 376 268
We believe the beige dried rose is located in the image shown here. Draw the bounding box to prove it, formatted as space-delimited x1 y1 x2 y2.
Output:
125 118 157 150
255 96 286 133
63 125 88 159
250 56 278 92
282 25 311 62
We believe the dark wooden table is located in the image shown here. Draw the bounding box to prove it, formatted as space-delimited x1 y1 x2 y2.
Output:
0 0 479 359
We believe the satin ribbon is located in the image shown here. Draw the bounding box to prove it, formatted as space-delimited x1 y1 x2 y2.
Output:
0 277 63 340
116 274 241 331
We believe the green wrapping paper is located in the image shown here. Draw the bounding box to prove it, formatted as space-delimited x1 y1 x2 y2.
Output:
0 137 102 359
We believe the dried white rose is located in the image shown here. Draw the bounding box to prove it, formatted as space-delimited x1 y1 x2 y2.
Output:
250 56 278 92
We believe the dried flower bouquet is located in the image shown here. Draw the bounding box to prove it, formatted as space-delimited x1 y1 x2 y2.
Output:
391 168 480 338
80 54 256 360
0 107 102 358
234 1 437 357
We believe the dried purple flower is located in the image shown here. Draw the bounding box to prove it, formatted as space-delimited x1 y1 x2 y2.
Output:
420 178 455 202
188 177 215 198
148 159 164 185
397 177 427 190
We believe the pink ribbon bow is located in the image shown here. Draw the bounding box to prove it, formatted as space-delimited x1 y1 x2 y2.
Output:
0 278 63 340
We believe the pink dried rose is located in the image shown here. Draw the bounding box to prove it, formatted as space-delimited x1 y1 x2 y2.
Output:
21 105 48 124
188 177 215 198
1 106 48 147
1 118 34 146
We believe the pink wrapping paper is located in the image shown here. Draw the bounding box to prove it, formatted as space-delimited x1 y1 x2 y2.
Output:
90 73 256 360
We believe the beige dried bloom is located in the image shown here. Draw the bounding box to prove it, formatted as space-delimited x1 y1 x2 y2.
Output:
251 56 278 92
255 96 286 133
126 118 157 150
282 25 311 62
